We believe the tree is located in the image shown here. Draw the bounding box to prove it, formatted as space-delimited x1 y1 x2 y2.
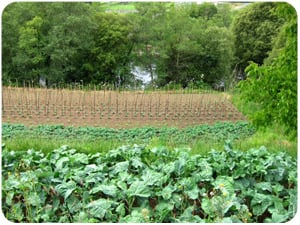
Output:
2 2 136 87
13 16 45 83
131 2 170 85
88 12 135 86
158 3 234 88
43 2 95 84
231 2 285 78
2 2 38 84
3 2 96 85
190 2 217 20
2 2 237 89
237 3 297 136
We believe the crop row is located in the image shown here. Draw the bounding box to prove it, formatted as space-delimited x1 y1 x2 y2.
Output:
2 87 246 127
2 142 297 222
2 121 255 144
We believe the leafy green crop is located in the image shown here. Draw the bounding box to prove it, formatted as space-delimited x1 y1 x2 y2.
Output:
2 142 296 222
2 121 255 144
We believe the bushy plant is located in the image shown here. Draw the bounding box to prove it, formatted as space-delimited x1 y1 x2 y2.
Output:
2 142 297 222
237 3 296 137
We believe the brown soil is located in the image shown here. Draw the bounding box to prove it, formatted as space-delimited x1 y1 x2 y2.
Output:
2 87 247 128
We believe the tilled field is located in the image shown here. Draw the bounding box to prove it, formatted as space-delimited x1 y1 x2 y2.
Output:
2 87 246 128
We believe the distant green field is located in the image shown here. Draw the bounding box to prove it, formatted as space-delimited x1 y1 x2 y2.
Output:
104 2 136 11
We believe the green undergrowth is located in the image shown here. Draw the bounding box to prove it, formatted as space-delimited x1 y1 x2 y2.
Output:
2 121 254 155
231 91 297 139
1 137 120 155
2 121 297 157
2 142 297 222
229 92 297 157
234 127 297 157
2 121 254 142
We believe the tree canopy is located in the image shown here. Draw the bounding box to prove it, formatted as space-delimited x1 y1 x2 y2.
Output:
2 2 236 88
231 2 285 78
237 3 297 136
1 1 296 95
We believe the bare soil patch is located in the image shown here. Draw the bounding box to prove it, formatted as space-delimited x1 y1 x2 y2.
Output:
2 87 247 128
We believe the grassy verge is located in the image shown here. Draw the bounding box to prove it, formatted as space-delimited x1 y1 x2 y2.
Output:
234 127 297 157
1 121 254 155
229 91 297 157
3 126 297 158
2 136 122 155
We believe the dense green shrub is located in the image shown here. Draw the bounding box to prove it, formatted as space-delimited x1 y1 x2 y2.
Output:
236 3 297 137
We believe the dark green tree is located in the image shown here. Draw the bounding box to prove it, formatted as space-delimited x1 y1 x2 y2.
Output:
231 2 285 77
159 3 234 88
190 2 217 20
237 3 297 136
3 2 96 85
131 2 170 85
88 12 135 86
2 2 39 84
43 2 95 84
2 2 137 87
13 16 45 83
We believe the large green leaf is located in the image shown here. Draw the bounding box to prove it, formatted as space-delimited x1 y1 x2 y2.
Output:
154 201 174 222
255 182 272 193
264 209 290 223
111 161 129 175
184 185 199 200
85 199 113 219
178 177 200 200
71 153 89 164
127 181 151 198
159 184 176 200
130 157 145 170
8 203 24 222
141 169 162 186
198 160 213 181
116 203 126 217
213 176 234 196
3 175 21 190
89 184 118 197
55 180 76 200
177 206 204 222
201 197 214 216
26 192 41 206
174 157 186 176
251 193 273 216
66 195 82 214
162 161 175 174
55 156 69 170
5 191 14 206
119 210 146 223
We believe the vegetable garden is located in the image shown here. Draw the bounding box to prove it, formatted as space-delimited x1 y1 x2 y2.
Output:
2 143 297 222
1 87 297 223
2 87 246 128
1 1 297 223
1 121 254 145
